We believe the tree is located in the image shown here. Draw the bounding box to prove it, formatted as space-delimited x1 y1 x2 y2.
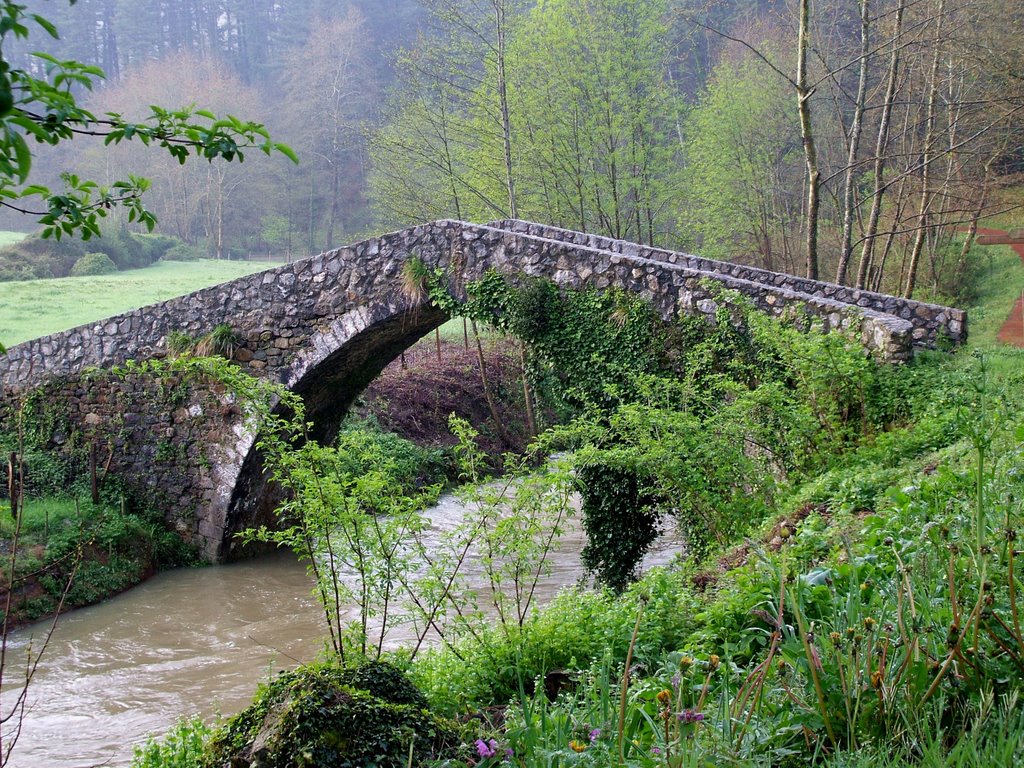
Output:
682 46 802 270
280 10 375 250
507 0 681 243
0 2 292 763
78 52 278 256
0 0 295 242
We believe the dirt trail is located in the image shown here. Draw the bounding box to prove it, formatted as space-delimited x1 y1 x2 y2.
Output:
974 228 1024 347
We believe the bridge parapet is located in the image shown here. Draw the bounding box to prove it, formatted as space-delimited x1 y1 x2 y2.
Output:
488 219 966 349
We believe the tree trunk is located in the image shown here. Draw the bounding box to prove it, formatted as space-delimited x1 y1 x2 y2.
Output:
494 0 517 218
796 0 820 281
903 0 946 299
856 0 905 289
472 320 511 447
520 342 536 439
836 0 870 285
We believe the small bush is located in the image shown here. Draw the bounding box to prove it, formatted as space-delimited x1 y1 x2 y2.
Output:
131 717 213 768
0 233 85 281
92 227 146 270
70 252 118 276
161 243 206 262
135 232 180 263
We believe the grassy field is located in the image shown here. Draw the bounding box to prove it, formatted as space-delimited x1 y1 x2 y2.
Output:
0 259 282 346
0 230 27 248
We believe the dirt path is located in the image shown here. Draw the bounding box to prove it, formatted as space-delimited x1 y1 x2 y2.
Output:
975 228 1024 347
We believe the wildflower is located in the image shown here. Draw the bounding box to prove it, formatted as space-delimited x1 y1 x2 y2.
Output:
863 617 877 631
870 670 884 690
678 710 705 724
569 740 588 753
588 728 601 742
708 654 720 671
829 631 842 647
476 739 498 759
679 656 694 671
656 689 672 705
671 672 681 690
652 746 662 755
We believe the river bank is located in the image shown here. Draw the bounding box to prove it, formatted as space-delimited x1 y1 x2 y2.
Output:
10 493 684 767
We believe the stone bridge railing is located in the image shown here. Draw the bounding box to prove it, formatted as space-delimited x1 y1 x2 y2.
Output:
0 219 965 394
488 220 966 349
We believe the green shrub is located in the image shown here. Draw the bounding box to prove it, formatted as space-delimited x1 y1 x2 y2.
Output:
131 717 213 768
91 227 147 270
0 233 85 281
70 251 119 276
161 243 206 262
135 232 180 263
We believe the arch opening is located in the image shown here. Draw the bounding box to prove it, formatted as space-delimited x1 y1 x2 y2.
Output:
219 301 449 560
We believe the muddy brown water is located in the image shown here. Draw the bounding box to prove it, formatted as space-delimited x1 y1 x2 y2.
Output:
5 493 684 767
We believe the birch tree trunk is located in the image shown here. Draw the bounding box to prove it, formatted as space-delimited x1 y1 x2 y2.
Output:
836 0 870 285
796 0 821 280
856 0 906 289
903 0 946 299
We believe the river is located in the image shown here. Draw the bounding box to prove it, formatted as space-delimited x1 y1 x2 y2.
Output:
5 492 684 767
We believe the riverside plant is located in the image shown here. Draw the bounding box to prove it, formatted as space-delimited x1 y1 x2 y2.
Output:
127 354 578 669
421 357 1024 767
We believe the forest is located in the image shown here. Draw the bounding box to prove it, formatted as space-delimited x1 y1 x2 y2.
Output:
0 0 1020 300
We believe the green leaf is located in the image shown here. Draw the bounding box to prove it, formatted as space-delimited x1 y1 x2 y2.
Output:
30 14 59 39
275 142 300 164
12 132 31 181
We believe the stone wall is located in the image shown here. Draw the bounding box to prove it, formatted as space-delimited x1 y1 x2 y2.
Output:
0 369 251 557
488 219 967 348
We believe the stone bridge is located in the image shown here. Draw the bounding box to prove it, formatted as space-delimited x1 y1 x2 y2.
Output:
0 220 966 560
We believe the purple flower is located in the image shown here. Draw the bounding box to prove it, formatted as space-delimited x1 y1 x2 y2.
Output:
652 747 662 755
588 728 601 742
671 672 681 690
476 738 498 759
677 710 705 724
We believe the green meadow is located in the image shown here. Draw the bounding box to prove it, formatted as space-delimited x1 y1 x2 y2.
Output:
0 259 283 346
0 231 27 248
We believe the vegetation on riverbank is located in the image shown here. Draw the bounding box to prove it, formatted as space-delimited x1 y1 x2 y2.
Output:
0 388 203 630
124 234 1024 767
0 495 200 626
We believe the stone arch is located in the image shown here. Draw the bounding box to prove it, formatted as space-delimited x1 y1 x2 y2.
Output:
218 296 449 559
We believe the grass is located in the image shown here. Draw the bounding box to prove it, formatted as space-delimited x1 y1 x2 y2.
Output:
0 259 282 346
0 230 27 248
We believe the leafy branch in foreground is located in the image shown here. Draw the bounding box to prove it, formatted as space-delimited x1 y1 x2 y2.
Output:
0 1 297 240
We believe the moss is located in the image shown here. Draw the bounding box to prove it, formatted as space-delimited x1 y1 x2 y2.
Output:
203 662 459 768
